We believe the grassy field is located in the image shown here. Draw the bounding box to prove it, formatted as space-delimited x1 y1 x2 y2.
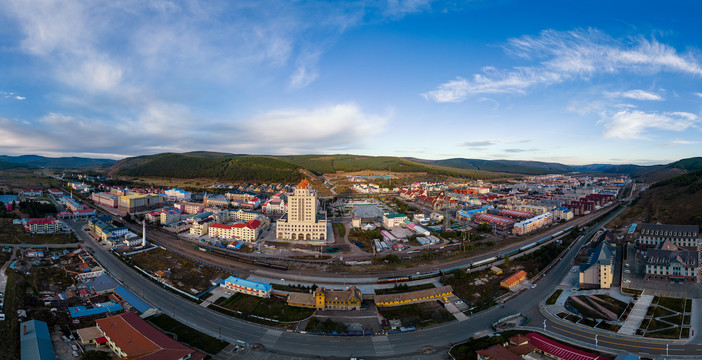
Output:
347 228 380 253
546 289 563 305
375 283 435 295
129 248 226 294
214 293 315 322
377 302 454 328
0 272 20 360
0 218 76 244
441 269 508 314
147 314 229 355
0 169 59 193
332 222 346 239
640 296 691 339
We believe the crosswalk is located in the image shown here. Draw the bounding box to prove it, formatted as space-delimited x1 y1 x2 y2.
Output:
372 335 394 356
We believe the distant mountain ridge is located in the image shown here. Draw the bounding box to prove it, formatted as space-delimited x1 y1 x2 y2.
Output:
0 155 116 169
108 152 702 182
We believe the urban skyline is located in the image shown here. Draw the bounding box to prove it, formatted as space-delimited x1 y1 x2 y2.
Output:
1 0 701 165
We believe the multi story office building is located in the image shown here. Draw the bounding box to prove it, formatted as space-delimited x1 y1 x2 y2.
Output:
637 223 700 251
645 240 699 283
118 194 163 213
276 179 327 242
579 238 615 289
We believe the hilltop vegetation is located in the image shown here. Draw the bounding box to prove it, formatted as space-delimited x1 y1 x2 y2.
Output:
414 158 572 175
112 153 304 183
278 154 498 178
614 168 702 227
0 155 115 169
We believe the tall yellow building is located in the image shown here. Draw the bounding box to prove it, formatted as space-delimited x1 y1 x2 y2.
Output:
276 179 327 242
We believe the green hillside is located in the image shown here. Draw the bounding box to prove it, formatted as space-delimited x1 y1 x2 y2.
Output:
414 158 572 175
613 168 702 227
669 157 702 171
0 161 34 170
112 153 304 183
277 154 500 179
0 155 115 168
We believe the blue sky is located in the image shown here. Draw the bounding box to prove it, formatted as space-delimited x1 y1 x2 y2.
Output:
1 0 701 165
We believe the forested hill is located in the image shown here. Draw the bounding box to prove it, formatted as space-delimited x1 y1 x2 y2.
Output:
614 167 702 227
112 153 504 181
111 153 305 183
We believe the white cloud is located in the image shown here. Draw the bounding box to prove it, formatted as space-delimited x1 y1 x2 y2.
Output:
602 109 699 139
424 28 702 102
461 140 497 148
14 96 26 100
695 92 702 98
236 103 388 154
386 0 434 17
606 89 663 101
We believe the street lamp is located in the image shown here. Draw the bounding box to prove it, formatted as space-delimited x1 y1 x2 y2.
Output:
594 334 598 348
666 344 669 357
543 320 546 331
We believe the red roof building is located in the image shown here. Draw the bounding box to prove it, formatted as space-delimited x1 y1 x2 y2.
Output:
96 312 205 360
525 333 612 360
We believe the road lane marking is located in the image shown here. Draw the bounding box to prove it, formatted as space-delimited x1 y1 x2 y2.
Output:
552 325 684 351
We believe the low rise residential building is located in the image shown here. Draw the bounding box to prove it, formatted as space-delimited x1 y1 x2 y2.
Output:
189 218 213 236
552 206 574 221
500 270 527 289
65 198 85 212
474 214 515 231
204 194 229 207
91 192 119 208
383 213 408 228
208 219 263 242
287 286 362 310
512 212 553 236
74 208 97 218
220 276 272 298
175 201 205 215
164 188 191 202
47 189 64 197
374 286 453 307
27 218 61 233
96 312 205 360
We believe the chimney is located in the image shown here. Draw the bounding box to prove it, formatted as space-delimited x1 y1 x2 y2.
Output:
142 219 146 247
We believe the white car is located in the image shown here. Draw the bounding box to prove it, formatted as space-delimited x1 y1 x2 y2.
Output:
623 280 631 283
454 300 464 305
531 284 537 288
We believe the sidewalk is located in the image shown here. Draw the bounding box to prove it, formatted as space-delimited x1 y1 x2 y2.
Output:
617 294 653 335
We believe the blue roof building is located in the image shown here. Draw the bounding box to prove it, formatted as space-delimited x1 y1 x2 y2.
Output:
68 303 123 318
221 276 272 298
20 320 56 360
114 285 156 314
83 273 119 294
